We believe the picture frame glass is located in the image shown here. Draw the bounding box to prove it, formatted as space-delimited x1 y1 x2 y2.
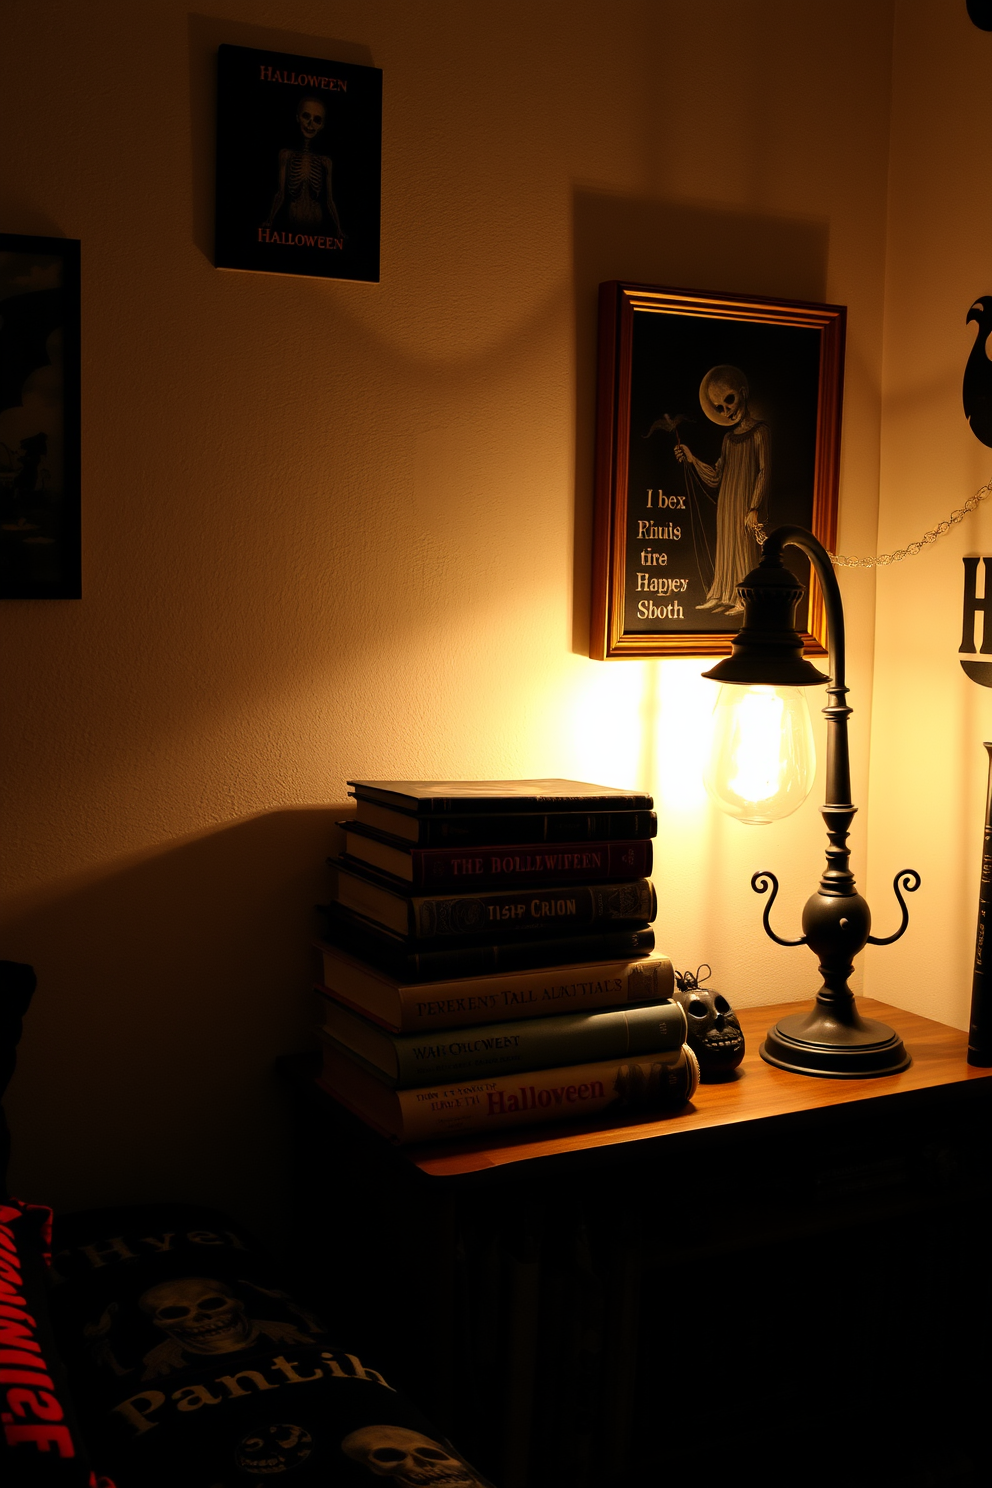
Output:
591 284 844 658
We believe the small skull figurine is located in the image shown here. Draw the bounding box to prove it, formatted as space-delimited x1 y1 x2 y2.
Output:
674 966 745 1076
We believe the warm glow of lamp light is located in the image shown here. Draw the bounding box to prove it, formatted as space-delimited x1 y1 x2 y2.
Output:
704 683 816 824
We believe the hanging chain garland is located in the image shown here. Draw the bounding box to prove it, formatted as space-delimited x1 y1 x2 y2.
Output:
754 475 992 569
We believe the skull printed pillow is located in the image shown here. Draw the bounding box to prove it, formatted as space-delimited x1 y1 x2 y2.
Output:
49 1203 493 1488
342 1425 488 1487
136 1276 315 1380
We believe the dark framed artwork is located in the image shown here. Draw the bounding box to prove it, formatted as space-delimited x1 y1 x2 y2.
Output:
0 233 81 600
590 281 845 658
214 44 382 283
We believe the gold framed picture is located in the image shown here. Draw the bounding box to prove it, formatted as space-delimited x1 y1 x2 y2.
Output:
590 281 845 658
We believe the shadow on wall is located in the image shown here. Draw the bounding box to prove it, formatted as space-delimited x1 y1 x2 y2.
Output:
3 806 347 1245
569 187 830 656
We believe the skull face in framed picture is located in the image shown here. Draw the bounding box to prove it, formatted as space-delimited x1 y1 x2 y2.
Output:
674 966 745 1076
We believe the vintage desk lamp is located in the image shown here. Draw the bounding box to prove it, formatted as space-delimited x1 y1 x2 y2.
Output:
702 525 919 1077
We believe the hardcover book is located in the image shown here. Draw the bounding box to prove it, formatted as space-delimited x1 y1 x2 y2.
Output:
317 1038 699 1142
329 859 657 941
316 946 674 1031
339 822 654 889
347 779 654 814
48 1203 491 1488
316 912 661 987
352 800 658 845
319 995 687 1086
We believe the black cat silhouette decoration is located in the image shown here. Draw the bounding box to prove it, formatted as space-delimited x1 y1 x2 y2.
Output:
964 297 992 447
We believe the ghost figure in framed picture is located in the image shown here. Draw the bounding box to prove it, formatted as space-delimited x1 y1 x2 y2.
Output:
675 365 770 614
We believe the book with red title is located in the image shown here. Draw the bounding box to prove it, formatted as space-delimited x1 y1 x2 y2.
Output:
317 1035 699 1143
339 820 653 890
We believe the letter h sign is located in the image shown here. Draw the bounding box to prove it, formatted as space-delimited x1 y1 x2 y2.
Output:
961 557 992 654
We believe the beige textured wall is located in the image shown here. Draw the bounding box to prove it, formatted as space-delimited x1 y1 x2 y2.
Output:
1 0 894 1232
866 3 992 1026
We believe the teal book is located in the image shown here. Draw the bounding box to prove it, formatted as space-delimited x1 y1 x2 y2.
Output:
317 995 687 1088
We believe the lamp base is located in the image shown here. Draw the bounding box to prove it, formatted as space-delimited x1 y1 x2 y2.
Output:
760 1006 910 1078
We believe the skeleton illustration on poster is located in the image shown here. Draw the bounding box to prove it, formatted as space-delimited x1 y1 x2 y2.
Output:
214 44 382 283
591 283 845 658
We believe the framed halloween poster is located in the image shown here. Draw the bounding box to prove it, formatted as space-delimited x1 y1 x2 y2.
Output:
214 44 382 283
590 282 845 658
0 233 81 600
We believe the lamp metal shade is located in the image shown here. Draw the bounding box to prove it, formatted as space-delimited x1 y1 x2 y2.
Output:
702 561 829 688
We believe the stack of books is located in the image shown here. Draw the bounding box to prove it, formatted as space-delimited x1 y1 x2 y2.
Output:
314 779 699 1142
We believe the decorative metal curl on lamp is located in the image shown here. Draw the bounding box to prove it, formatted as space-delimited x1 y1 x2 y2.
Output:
702 525 920 1078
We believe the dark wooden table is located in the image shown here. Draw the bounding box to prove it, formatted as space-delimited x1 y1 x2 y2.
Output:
283 1000 992 1488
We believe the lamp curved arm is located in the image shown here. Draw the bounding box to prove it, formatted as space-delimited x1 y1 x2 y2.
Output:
760 525 850 810
865 869 921 946
751 871 807 947
761 525 845 689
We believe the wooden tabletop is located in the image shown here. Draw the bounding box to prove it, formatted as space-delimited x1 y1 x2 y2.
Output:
401 998 992 1178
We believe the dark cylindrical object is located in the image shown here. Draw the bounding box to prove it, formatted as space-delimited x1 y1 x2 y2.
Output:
968 742 992 1065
